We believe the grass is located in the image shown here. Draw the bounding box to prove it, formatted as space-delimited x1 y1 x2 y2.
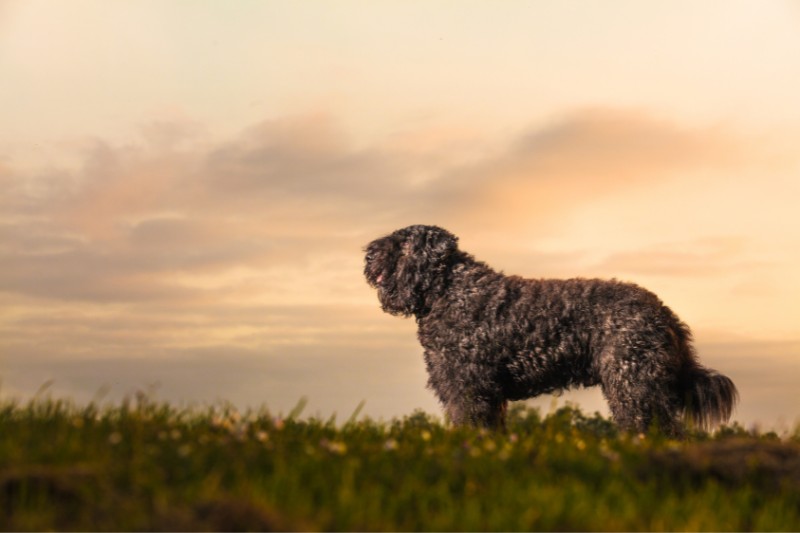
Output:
1 395 799 531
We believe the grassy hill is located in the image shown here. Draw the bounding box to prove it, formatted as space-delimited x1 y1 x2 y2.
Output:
1 396 798 531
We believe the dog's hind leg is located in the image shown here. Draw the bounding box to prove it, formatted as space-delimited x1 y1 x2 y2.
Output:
599 344 684 437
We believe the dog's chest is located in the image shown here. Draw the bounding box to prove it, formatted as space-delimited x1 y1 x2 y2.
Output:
417 294 532 356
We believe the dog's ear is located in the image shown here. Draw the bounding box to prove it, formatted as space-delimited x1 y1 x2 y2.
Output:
402 225 458 266
390 226 459 316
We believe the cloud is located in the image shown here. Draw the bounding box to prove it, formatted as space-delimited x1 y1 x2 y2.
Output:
506 108 734 179
0 111 505 309
138 116 206 150
204 115 373 198
0 108 778 309
0 107 778 312
0 251 193 303
593 237 751 278
440 108 742 233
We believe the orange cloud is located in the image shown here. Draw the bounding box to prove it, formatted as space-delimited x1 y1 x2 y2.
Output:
594 237 750 278
441 108 742 232
0 109 777 309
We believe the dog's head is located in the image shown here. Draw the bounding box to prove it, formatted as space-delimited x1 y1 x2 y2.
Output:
364 225 459 317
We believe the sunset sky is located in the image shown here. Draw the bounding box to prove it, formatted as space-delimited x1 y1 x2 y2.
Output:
2 1 798 429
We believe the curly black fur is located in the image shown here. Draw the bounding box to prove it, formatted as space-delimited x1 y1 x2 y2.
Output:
364 225 738 435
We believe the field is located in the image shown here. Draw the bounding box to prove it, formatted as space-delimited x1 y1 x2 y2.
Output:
1 396 799 531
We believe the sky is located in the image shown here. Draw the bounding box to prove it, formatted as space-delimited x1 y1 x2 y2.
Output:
1 1 799 429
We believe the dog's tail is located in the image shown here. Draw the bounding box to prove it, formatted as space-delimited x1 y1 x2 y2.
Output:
669 320 738 431
680 364 739 431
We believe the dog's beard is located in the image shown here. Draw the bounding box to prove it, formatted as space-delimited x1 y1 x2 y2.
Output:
364 260 384 288
364 240 397 289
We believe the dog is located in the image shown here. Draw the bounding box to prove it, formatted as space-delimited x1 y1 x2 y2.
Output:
364 225 737 435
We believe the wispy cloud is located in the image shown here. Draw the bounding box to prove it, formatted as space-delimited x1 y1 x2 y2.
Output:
0 108 785 310
443 108 743 233
593 237 752 278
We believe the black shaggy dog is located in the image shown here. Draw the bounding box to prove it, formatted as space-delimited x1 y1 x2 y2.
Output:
364 225 738 436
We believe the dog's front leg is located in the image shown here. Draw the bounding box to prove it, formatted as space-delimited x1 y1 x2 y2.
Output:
424 348 507 430
443 394 506 430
